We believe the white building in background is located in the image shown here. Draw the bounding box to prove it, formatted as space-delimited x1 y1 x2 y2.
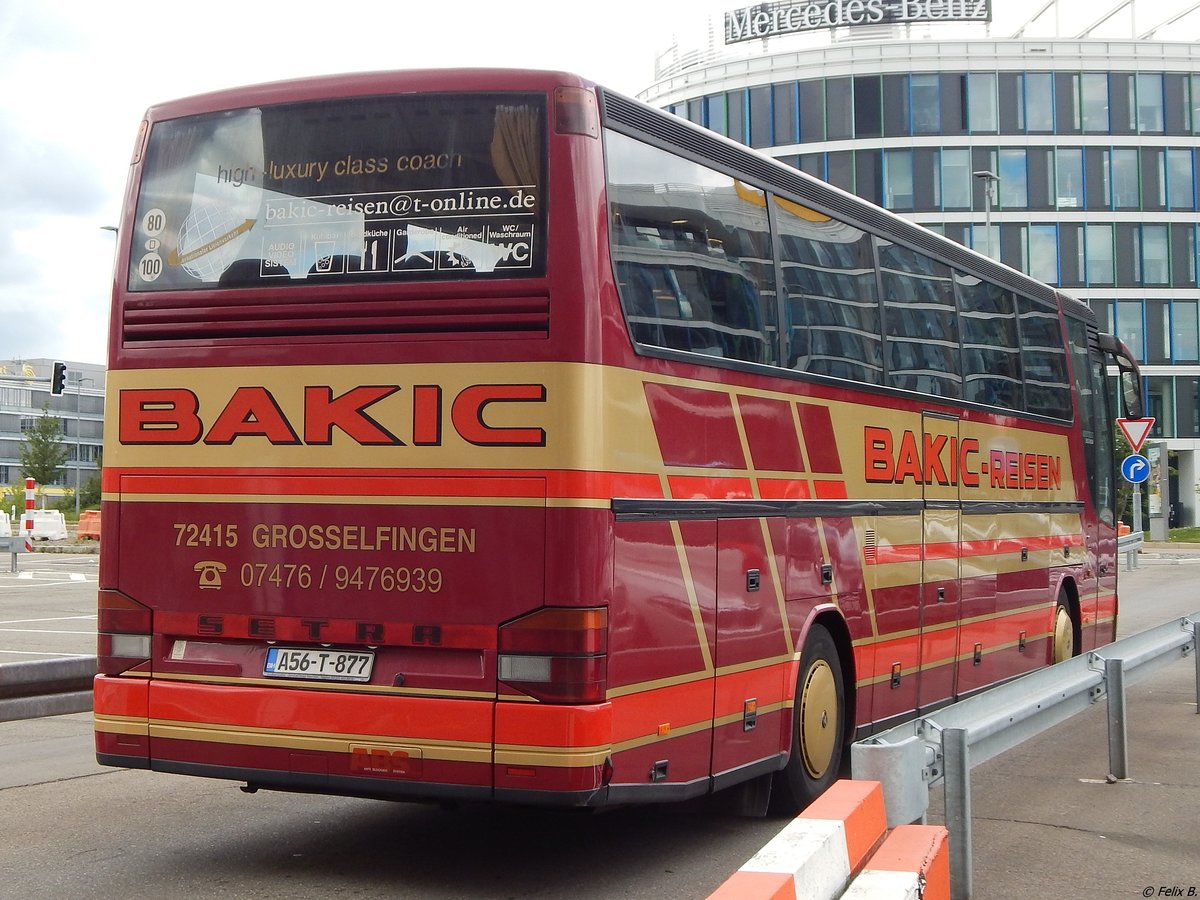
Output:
0 359 106 501
639 0 1200 524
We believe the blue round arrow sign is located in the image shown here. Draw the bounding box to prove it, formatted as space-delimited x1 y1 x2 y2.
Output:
1121 454 1150 484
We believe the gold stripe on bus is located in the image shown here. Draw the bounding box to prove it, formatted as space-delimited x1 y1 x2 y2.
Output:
605 667 713 701
611 717 716 754
148 719 491 763
152 671 495 700
494 745 611 768
108 492 546 508
94 714 150 736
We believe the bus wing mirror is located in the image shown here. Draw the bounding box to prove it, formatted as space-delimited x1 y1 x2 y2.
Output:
1098 332 1144 420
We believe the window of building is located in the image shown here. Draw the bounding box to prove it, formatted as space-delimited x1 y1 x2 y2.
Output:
1087 224 1115 285
1056 147 1084 208
687 98 705 128
1146 376 1174 436
1171 223 1197 287
1146 299 1171 364
750 85 773 149
941 74 966 135
1168 149 1195 209
968 72 998 133
1110 72 1134 134
827 151 853 192
884 149 914 211
827 77 853 141
727 90 746 144
1028 148 1054 209
1175 377 1200 437
798 153 824 179
1029 224 1058 284
1143 224 1170 286
942 148 971 208
799 80 825 142
707 93 728 137
1025 72 1054 132
1165 74 1190 134
1116 222 1139 286
1111 148 1140 208
1142 147 1166 210
854 75 883 139
883 74 910 137
998 148 1028 207
1056 73 1081 133
1085 147 1111 210
914 147 940 209
1059 223 1085 286
911 74 941 133
1081 73 1110 132
1173 301 1198 362
855 150 882 206
1137 73 1165 133
879 241 961 398
1117 299 1145 360
999 73 1024 132
1089 298 1114 333
773 82 798 146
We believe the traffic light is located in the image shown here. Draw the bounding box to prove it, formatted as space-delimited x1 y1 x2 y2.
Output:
51 361 67 396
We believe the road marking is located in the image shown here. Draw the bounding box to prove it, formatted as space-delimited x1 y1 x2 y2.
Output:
0 616 96 625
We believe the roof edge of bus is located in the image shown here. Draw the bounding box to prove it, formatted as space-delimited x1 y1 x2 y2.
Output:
141 68 601 120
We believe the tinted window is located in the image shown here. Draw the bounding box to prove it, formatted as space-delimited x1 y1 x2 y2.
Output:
777 205 881 383
130 93 546 291
879 242 960 398
607 131 776 366
957 274 1022 410
1017 295 1072 418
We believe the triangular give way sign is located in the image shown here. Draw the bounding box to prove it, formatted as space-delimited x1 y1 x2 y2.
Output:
1117 418 1155 453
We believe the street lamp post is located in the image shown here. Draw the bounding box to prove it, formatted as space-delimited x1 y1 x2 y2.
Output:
973 170 999 259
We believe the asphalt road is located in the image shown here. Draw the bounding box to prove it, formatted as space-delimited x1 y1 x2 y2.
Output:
0 550 1197 898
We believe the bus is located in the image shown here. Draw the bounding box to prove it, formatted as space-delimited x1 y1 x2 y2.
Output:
95 68 1144 815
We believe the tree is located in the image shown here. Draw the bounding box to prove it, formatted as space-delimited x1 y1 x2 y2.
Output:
20 403 70 497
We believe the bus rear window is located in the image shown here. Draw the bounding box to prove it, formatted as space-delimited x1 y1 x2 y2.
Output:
129 93 546 291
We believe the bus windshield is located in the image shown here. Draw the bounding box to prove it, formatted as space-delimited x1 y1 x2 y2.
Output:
130 92 546 291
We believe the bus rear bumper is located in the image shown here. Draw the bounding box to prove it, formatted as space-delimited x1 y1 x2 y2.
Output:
94 675 614 805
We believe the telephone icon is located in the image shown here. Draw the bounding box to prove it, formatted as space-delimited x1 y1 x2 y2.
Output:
194 560 227 590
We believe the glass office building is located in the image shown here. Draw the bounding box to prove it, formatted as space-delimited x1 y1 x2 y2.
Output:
642 33 1200 524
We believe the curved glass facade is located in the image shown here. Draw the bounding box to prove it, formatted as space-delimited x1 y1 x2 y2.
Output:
643 38 1200 523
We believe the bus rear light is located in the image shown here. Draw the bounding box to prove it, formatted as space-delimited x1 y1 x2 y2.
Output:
555 86 599 138
97 590 152 676
498 607 607 703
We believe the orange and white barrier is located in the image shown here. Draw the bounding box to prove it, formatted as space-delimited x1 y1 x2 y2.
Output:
707 780 948 900
22 477 35 552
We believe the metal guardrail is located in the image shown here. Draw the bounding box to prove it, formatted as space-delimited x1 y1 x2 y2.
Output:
1117 530 1144 569
0 656 96 722
851 614 1200 900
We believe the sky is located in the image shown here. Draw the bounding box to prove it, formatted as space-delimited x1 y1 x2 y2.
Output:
2 0 1198 366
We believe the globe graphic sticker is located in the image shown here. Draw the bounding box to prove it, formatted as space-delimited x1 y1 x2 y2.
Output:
172 204 255 282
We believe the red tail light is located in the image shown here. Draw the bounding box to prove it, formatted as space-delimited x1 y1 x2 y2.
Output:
97 590 152 676
554 86 599 138
498 607 607 703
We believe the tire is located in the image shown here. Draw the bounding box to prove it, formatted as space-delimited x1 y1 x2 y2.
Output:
1052 593 1078 665
771 623 846 814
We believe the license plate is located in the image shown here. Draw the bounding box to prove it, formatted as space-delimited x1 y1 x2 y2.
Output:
264 647 375 683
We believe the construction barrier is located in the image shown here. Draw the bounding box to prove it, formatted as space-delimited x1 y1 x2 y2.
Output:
707 780 948 900
76 509 101 540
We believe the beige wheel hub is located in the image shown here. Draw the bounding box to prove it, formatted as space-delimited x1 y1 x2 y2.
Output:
1053 604 1074 664
799 659 838 779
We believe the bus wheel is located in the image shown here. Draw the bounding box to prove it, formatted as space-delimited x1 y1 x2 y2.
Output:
772 624 846 814
1052 594 1077 664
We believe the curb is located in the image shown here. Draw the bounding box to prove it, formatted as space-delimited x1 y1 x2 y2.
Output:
707 780 948 900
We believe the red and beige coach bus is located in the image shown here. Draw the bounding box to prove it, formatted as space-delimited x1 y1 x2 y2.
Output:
95 68 1144 815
